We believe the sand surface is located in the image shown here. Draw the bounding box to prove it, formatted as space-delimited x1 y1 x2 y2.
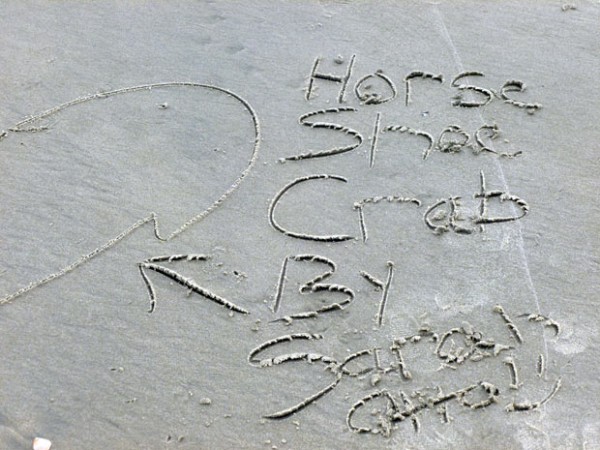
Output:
0 1 598 448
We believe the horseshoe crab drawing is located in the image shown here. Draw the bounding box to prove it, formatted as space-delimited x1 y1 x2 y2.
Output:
0 82 261 306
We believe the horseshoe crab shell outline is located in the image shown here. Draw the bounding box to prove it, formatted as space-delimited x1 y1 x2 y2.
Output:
0 82 261 305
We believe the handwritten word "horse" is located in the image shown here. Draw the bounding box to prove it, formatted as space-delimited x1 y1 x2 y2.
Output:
305 55 542 113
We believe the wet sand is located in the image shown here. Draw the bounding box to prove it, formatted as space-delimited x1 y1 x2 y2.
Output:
0 1 598 448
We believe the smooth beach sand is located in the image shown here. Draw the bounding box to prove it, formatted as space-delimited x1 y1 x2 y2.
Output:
0 1 598 448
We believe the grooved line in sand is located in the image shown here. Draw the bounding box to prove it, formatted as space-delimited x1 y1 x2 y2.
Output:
354 195 421 243
404 71 443 106
268 174 354 242
493 304 524 343
282 108 363 161
0 82 261 306
138 254 248 314
306 55 356 103
432 6 549 378
361 261 395 328
451 71 494 108
270 254 355 323
354 71 397 105
369 112 381 168
383 125 434 160
262 348 372 419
